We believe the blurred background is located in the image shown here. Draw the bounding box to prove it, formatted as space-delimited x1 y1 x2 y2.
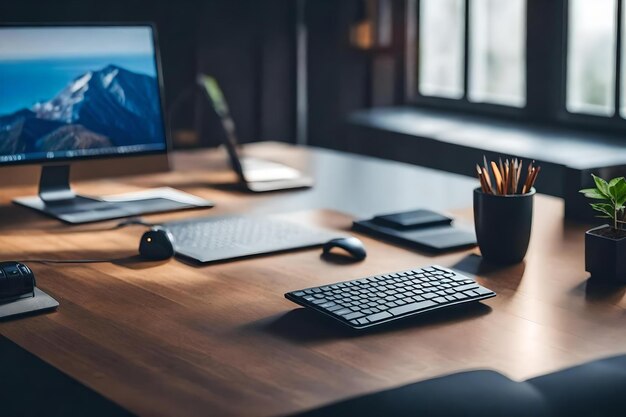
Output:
2 0 625 218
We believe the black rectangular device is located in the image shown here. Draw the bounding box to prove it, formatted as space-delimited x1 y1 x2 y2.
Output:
373 209 453 229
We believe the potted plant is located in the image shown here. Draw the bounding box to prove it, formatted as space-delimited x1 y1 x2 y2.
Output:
579 175 626 283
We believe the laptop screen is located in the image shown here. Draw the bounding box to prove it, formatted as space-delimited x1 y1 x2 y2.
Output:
0 25 167 165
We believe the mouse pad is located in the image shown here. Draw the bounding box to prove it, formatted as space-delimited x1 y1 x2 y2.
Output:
353 219 476 253
0 288 59 320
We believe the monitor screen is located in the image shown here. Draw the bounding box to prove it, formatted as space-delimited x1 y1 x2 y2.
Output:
0 25 167 165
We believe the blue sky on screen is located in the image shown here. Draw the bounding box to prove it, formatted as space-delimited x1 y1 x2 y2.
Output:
0 27 154 60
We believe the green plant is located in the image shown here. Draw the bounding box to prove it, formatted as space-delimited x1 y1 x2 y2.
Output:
579 174 626 231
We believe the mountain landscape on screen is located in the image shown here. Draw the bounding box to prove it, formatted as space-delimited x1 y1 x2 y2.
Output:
0 65 164 155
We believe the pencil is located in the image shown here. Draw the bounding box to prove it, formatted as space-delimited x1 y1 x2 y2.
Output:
515 159 522 194
491 161 503 195
529 166 541 191
481 167 493 194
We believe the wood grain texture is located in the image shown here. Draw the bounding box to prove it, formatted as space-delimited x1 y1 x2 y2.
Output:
0 143 622 417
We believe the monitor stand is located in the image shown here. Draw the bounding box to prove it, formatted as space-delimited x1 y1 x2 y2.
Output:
13 165 213 224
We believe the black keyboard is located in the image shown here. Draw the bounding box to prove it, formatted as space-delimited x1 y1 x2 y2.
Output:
285 265 495 330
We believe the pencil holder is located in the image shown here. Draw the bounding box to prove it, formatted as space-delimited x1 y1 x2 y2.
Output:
473 187 535 264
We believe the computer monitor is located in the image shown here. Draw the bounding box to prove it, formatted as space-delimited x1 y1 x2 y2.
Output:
0 24 209 223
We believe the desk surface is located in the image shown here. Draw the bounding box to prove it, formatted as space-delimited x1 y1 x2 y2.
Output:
0 143 623 417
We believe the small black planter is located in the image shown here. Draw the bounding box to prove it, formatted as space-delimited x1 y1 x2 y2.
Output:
474 187 535 265
585 225 626 284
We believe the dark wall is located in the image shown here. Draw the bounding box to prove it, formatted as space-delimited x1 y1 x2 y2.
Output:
195 0 297 147
305 0 370 149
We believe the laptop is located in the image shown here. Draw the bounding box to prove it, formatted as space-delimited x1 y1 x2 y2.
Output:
197 75 314 192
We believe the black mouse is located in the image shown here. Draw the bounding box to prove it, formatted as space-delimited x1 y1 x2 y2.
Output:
139 227 175 260
322 237 367 261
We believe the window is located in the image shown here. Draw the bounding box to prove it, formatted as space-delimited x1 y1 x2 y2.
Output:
416 0 526 108
418 0 465 99
468 0 526 107
565 0 626 121
410 0 626 132
567 0 617 116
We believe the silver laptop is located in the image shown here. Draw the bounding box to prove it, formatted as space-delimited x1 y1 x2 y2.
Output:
198 75 314 192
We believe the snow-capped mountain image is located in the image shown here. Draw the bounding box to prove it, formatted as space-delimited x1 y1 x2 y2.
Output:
0 65 164 155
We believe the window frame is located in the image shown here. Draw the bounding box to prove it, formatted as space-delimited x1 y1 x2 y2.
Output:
557 0 626 134
405 0 626 135
411 0 528 118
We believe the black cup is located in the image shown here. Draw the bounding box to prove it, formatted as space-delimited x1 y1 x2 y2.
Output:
473 187 535 264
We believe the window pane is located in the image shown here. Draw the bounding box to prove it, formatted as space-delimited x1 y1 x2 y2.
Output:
469 0 526 107
567 0 616 116
418 0 464 98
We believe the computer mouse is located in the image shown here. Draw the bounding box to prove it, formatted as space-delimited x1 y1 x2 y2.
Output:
0 262 35 301
322 237 367 261
139 227 175 260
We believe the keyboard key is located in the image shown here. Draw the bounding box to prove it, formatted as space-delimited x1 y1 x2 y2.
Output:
388 300 436 316
475 287 493 296
456 283 479 292
334 308 352 316
344 311 364 320
433 297 448 304
366 311 393 322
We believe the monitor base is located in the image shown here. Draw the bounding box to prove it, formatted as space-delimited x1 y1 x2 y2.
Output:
13 165 214 224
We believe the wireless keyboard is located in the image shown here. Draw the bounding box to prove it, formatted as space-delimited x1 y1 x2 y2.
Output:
285 265 495 330
165 215 339 263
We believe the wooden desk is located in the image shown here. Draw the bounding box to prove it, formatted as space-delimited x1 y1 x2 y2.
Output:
0 143 623 417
